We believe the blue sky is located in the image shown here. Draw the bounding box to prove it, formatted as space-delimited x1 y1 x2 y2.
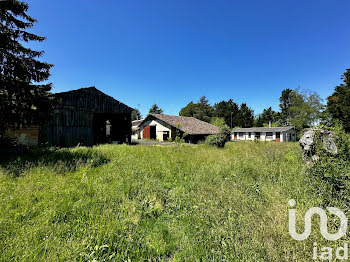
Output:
26 0 350 117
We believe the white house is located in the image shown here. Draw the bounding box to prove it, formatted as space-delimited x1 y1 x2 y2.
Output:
232 126 297 142
137 114 220 143
131 119 143 140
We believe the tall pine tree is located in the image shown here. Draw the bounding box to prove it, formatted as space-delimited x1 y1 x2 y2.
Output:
0 0 53 136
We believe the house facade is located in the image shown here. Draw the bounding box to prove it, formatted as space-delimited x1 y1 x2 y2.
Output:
232 126 297 142
138 114 220 143
131 119 143 140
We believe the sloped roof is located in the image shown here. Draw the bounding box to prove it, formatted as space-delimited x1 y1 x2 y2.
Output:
132 119 144 126
55 86 133 113
232 126 295 133
141 114 220 135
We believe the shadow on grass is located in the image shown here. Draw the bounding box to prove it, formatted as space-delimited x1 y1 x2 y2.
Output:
0 147 110 177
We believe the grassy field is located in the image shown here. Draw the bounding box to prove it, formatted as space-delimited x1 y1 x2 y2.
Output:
0 142 344 261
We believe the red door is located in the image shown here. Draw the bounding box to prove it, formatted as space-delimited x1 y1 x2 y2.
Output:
276 132 280 142
143 126 150 139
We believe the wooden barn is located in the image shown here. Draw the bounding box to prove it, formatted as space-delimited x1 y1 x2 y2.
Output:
39 87 132 147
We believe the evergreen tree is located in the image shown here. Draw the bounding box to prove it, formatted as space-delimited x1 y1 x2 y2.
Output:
238 103 254 128
0 0 54 136
149 104 163 114
179 96 213 122
213 99 240 128
131 109 142 120
254 107 280 127
327 69 350 132
279 89 293 125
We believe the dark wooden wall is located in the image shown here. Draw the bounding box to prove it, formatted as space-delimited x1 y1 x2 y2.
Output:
39 87 132 147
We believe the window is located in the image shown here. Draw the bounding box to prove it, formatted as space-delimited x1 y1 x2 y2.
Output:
239 132 244 137
248 132 251 138
266 132 273 137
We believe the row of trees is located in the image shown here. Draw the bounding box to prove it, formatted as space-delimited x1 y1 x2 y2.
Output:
134 70 350 134
179 97 254 128
1 1 350 138
177 76 350 133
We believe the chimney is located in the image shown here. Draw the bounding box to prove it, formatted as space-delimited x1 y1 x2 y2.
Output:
269 121 271 128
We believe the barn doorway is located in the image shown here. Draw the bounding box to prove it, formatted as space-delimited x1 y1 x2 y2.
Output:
93 113 130 144
93 115 109 144
150 126 156 140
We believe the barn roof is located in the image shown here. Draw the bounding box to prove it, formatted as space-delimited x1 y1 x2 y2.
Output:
141 114 220 135
232 126 295 133
55 86 132 113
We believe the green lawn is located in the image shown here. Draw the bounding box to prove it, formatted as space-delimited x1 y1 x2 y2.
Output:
0 142 343 261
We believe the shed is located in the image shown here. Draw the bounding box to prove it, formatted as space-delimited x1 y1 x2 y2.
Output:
39 87 132 146
232 126 297 142
138 114 220 143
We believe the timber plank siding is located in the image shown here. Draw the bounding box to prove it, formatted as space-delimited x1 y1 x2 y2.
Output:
39 87 132 147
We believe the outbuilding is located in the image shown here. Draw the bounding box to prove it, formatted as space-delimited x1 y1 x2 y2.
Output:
131 119 143 140
137 114 220 143
232 126 297 142
39 87 132 146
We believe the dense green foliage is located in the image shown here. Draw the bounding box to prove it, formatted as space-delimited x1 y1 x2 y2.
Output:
179 97 254 127
0 0 53 135
327 69 350 132
213 99 240 127
210 117 226 127
179 96 214 123
206 125 231 148
149 104 163 114
308 126 350 207
278 89 323 132
254 107 280 127
131 109 142 121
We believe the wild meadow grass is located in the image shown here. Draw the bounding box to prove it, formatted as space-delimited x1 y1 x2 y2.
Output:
0 142 344 261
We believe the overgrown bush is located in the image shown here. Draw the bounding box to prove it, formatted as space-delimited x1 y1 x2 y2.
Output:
206 125 231 148
308 125 350 207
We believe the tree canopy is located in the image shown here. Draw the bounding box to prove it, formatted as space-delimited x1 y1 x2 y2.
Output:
0 0 53 136
179 97 254 127
131 109 142 121
327 69 350 132
179 96 213 123
149 104 163 114
278 88 323 131
213 99 240 128
254 107 280 127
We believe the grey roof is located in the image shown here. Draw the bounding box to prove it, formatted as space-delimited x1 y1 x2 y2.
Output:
140 114 220 135
232 126 295 133
132 119 144 127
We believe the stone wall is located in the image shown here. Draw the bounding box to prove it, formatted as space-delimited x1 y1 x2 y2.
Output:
6 126 39 146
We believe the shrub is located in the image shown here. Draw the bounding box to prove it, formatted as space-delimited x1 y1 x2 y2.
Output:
205 134 227 148
206 125 231 148
220 124 232 141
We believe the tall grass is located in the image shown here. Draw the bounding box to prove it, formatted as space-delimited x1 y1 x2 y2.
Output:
0 142 341 261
